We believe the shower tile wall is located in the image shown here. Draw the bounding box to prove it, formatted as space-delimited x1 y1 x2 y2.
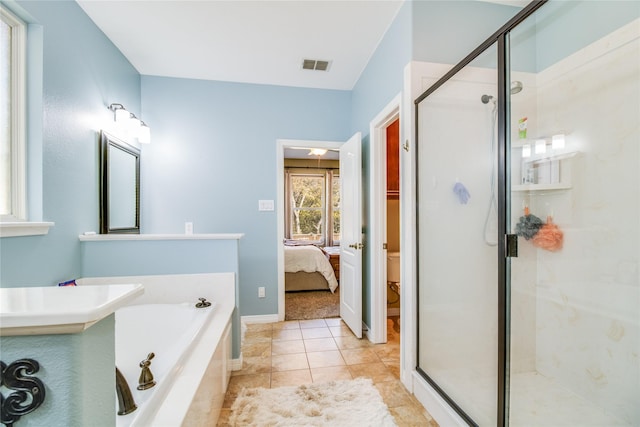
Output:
510 18 640 424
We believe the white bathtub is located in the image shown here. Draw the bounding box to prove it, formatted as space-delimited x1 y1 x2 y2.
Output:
79 272 236 426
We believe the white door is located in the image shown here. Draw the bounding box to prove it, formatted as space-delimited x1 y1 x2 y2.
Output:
339 132 363 338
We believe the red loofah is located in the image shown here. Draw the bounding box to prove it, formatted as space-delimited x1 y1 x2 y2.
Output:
533 216 563 251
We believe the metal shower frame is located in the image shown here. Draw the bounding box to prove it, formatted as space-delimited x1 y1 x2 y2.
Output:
414 1 548 426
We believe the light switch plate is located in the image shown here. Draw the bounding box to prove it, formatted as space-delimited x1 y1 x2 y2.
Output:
258 200 274 211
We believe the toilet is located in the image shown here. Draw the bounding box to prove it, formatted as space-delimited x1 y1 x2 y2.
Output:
387 252 401 289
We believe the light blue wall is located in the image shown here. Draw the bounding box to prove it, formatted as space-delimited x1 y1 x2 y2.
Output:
0 0 140 287
140 76 351 316
80 239 239 277
350 1 412 136
534 0 640 72
412 0 520 66
349 1 412 326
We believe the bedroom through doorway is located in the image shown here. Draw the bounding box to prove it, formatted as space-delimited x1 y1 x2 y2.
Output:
282 146 341 320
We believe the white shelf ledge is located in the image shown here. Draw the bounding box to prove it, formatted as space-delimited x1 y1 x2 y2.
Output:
0 284 144 336
523 151 579 164
78 233 244 242
512 183 572 192
0 221 54 238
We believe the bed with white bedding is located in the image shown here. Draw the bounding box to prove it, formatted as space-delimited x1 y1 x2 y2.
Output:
284 245 339 293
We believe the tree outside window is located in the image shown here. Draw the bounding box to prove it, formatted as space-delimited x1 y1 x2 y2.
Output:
290 175 324 241
287 170 340 245
332 174 340 244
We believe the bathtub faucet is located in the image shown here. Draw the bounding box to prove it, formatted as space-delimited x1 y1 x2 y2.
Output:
115 367 137 416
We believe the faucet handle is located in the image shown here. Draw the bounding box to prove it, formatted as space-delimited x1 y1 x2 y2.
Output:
139 352 155 368
196 297 211 308
137 353 156 390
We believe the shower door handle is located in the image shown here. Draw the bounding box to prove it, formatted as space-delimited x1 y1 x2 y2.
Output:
505 234 518 257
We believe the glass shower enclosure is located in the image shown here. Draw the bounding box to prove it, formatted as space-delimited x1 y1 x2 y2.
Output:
415 1 639 425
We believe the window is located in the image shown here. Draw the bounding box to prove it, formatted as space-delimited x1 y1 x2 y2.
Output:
331 172 340 244
286 169 340 246
1 7 26 222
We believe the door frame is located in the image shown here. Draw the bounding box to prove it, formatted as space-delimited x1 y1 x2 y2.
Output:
369 93 401 344
276 138 344 321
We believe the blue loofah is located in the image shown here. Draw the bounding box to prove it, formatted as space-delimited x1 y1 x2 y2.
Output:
453 182 471 204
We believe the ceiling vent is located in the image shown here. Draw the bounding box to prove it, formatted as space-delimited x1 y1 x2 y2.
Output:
302 59 331 71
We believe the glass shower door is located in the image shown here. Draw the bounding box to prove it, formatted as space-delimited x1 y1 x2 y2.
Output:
507 2 640 425
416 46 501 426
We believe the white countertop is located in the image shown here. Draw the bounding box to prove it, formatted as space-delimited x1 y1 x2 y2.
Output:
0 284 144 336
78 233 244 241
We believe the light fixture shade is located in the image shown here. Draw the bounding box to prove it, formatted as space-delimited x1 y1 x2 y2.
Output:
522 144 531 158
115 108 129 124
309 148 327 156
109 103 150 143
552 134 565 150
138 124 151 144
535 139 547 154
128 116 141 131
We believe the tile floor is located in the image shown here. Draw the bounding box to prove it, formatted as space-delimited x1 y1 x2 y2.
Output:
217 317 438 426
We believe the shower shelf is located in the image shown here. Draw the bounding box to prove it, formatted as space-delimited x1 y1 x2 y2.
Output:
512 182 572 192
513 149 579 192
521 150 579 164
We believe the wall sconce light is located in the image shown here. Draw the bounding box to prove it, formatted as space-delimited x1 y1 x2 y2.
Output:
535 139 547 154
111 103 130 124
138 121 151 144
108 103 151 144
552 134 565 150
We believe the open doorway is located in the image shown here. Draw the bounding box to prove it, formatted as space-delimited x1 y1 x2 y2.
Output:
276 136 363 337
282 147 341 321
385 118 401 335
369 93 402 345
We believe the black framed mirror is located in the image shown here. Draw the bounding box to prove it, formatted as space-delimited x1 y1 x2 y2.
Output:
99 131 140 234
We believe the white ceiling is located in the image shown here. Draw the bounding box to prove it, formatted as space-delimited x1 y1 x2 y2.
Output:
76 0 405 91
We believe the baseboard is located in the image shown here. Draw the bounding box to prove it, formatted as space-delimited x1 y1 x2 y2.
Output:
241 314 279 324
364 325 372 342
231 355 243 371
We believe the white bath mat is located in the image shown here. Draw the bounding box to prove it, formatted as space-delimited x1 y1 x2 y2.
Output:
229 377 397 426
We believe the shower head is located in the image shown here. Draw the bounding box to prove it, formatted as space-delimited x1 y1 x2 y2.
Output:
481 81 524 104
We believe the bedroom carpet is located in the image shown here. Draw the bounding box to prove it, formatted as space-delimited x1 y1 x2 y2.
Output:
228 378 397 427
285 289 339 320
